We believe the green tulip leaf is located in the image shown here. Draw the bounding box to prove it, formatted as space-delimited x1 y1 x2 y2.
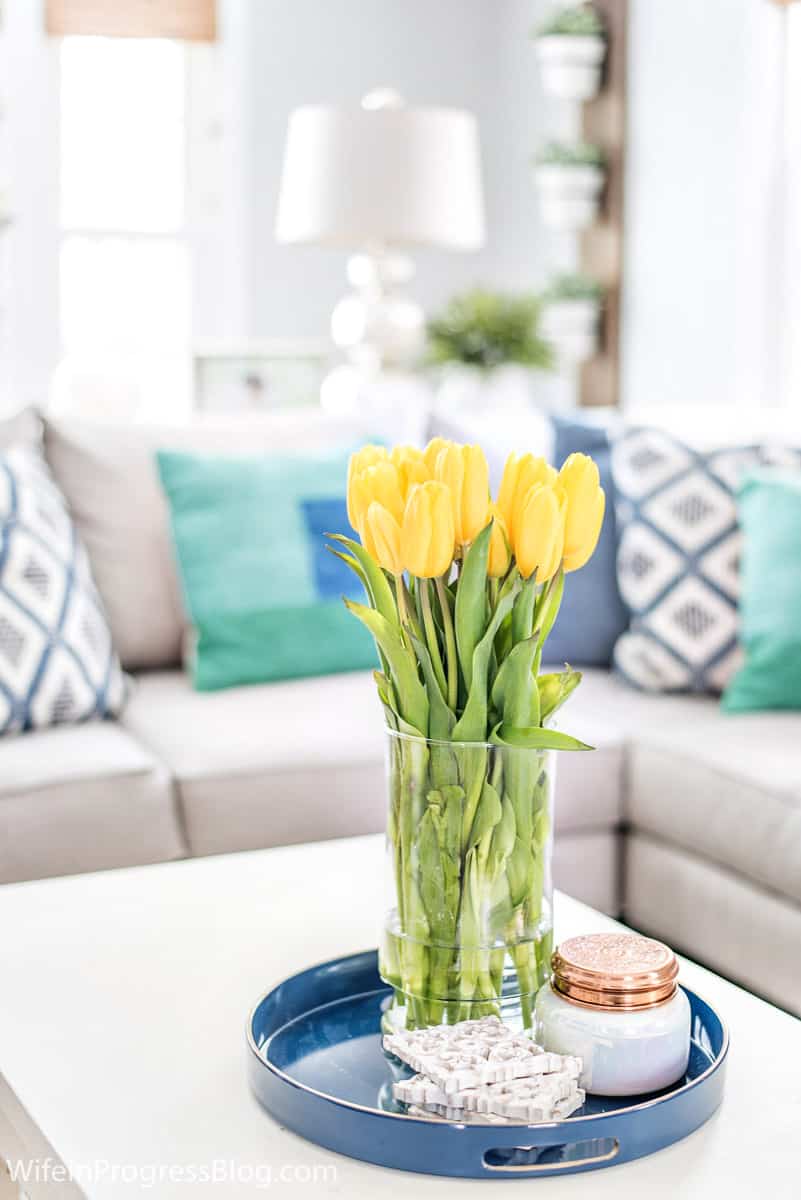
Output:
490 651 511 714
328 534 398 628
415 807 457 942
345 599 429 735
466 779 503 852
454 521 492 693
511 575 538 645
500 636 541 730
491 722 593 752
537 668 582 722
506 834 534 908
410 635 456 741
373 669 399 730
410 633 459 786
535 566 565 647
453 584 519 743
327 546 366 586
488 792 517 879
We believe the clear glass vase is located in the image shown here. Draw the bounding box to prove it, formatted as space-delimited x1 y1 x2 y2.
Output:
379 729 554 1033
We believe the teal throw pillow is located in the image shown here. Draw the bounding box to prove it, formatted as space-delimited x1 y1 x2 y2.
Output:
722 469 801 712
157 449 376 690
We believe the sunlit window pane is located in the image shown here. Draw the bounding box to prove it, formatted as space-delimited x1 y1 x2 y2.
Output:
60 235 191 354
60 37 185 232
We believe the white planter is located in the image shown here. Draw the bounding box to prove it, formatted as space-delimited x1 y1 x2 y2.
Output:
435 363 536 416
535 36 606 100
541 298 600 364
534 163 605 231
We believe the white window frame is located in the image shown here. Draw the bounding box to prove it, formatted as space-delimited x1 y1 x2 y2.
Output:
0 0 253 419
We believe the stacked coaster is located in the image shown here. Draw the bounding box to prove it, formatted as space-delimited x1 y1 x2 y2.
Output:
385 1015 584 1125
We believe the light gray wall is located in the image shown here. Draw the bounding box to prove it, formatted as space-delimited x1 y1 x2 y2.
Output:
246 0 557 340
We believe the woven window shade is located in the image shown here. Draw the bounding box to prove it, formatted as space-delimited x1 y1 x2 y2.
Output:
46 0 217 40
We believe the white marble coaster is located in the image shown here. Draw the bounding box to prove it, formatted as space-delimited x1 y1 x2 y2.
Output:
394 1067 579 1114
477 1082 586 1123
405 1086 585 1124
384 1016 568 1093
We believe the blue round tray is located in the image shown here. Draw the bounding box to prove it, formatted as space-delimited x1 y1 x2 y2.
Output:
247 949 728 1179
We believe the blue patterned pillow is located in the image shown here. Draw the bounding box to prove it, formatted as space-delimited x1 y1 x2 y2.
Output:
611 429 801 692
0 446 126 734
547 414 628 667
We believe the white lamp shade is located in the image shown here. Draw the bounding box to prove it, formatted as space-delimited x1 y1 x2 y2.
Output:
275 101 485 251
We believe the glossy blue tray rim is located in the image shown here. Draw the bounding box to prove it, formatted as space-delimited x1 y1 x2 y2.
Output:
246 948 729 1127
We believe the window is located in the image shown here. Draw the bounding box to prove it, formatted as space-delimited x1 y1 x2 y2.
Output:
58 36 192 413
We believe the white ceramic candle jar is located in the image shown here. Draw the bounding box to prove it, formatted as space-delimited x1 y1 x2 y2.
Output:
534 933 691 1097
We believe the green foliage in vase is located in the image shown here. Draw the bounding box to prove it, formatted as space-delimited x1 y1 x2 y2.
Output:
335 442 607 1029
542 273 603 305
536 4 605 38
535 140 605 168
426 288 554 372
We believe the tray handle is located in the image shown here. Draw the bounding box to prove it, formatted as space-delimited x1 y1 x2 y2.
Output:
482 1135 620 1174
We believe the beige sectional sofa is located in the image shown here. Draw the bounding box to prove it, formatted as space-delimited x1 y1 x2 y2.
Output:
1 409 799 1018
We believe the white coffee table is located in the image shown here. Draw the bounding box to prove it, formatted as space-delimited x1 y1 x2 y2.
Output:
0 835 798 1198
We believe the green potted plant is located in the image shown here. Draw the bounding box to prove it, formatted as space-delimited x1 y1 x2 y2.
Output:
427 288 553 414
540 273 603 363
534 5 606 100
534 141 605 230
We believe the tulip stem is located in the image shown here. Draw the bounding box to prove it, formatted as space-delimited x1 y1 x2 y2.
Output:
395 574 414 651
436 575 458 711
533 567 562 643
421 580 448 701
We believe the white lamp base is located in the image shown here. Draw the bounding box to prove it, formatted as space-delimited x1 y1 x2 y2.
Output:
330 251 426 372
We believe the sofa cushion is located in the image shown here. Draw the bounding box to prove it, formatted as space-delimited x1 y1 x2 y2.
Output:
0 445 126 734
625 833 801 1016
121 670 624 858
43 411 375 672
121 670 387 855
156 448 375 689
553 830 620 917
0 722 185 883
561 668 801 908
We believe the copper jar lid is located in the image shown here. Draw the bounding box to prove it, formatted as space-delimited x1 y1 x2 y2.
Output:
551 933 679 1011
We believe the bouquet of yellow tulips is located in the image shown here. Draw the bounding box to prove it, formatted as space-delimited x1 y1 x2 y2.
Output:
330 437 604 1030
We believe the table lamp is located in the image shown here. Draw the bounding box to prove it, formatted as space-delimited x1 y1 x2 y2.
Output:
275 88 485 374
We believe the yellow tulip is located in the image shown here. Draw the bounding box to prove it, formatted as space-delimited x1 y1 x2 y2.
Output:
488 507 511 578
346 445 388 528
423 436 455 475
365 501 403 575
401 481 455 578
496 453 558 544
434 442 490 546
348 461 404 538
515 483 566 581
558 453 606 572
391 445 429 499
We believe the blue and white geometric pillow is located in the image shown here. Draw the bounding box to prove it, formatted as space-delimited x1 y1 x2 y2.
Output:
611 429 801 693
0 445 126 735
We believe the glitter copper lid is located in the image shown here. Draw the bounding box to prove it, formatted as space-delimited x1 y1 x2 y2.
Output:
551 933 680 1010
